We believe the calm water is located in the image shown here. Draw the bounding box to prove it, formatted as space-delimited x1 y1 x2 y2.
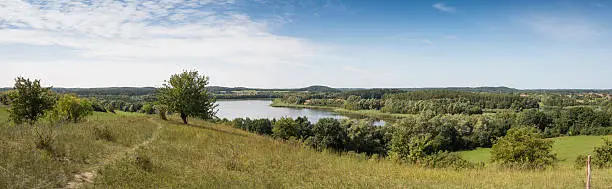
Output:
216 100 385 126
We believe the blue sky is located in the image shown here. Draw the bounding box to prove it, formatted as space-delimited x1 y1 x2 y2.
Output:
1 0 611 89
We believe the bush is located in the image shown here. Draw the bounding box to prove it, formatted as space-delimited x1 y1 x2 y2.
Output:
490 127 557 169
93 126 115 142
592 139 612 168
272 117 298 140
421 151 483 169
140 103 155 114
105 104 116 114
155 105 168 120
250 119 273 135
345 119 387 155
310 118 348 151
389 115 461 163
33 125 56 152
135 153 153 172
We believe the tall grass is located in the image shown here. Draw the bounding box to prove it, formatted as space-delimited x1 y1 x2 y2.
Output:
1 107 611 188
95 117 612 188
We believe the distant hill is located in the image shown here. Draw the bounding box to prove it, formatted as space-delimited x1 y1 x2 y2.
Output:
299 85 341 92
2 86 611 95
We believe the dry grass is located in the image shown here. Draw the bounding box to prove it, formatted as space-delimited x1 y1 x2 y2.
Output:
1 107 611 188
95 118 612 189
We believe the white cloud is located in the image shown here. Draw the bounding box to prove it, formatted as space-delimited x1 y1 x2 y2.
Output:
0 0 332 87
523 15 601 41
432 2 455 13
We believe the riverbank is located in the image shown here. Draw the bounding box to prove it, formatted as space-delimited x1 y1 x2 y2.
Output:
270 99 412 121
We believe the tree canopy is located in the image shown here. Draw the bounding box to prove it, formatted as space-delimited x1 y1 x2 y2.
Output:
157 71 217 124
7 77 56 125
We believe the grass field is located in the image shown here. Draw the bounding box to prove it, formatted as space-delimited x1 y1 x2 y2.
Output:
460 135 612 165
1 107 612 188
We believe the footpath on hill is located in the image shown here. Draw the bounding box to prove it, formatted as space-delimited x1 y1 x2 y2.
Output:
64 118 164 189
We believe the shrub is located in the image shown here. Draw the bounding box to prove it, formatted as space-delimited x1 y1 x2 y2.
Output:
93 125 115 142
592 139 612 168
135 153 153 172
345 119 386 155
155 105 168 120
490 127 557 169
105 104 116 114
421 151 482 169
310 118 348 151
389 115 461 163
250 119 273 135
54 94 94 123
33 125 56 152
272 117 298 140
140 103 156 114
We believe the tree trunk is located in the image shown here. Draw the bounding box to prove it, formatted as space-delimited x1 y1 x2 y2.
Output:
180 112 188 124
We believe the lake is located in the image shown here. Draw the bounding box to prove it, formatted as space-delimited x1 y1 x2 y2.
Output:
216 100 385 126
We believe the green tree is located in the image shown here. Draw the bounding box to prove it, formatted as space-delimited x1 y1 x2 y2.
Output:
7 77 56 125
140 103 155 114
592 139 612 168
490 127 557 169
157 71 217 124
311 118 348 150
53 94 94 123
272 117 298 140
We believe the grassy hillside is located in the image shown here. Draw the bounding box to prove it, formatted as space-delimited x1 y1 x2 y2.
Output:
461 135 612 164
1 108 611 188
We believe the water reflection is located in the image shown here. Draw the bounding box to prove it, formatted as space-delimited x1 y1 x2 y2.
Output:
216 100 386 126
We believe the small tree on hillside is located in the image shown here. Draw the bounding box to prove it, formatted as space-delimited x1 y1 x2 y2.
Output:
7 77 56 125
490 127 557 169
157 71 217 124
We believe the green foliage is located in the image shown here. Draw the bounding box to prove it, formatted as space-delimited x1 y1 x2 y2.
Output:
389 115 462 163
345 119 388 155
154 104 168 120
592 139 612 168
517 109 553 131
232 118 274 135
421 151 482 169
310 118 348 151
140 103 155 114
157 70 217 124
7 77 56 125
0 92 10 105
105 104 116 114
490 127 557 169
53 94 94 123
272 117 298 140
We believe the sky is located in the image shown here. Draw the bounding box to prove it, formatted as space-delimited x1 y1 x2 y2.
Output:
0 0 611 89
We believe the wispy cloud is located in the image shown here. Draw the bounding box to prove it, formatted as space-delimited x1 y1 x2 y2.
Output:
433 2 455 13
522 15 601 41
342 65 369 74
0 0 320 67
443 35 459 40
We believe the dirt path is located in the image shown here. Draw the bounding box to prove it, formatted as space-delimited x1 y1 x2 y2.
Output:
64 119 164 189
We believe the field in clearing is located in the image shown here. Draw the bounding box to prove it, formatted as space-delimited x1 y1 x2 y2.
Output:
0 107 611 188
460 135 612 165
